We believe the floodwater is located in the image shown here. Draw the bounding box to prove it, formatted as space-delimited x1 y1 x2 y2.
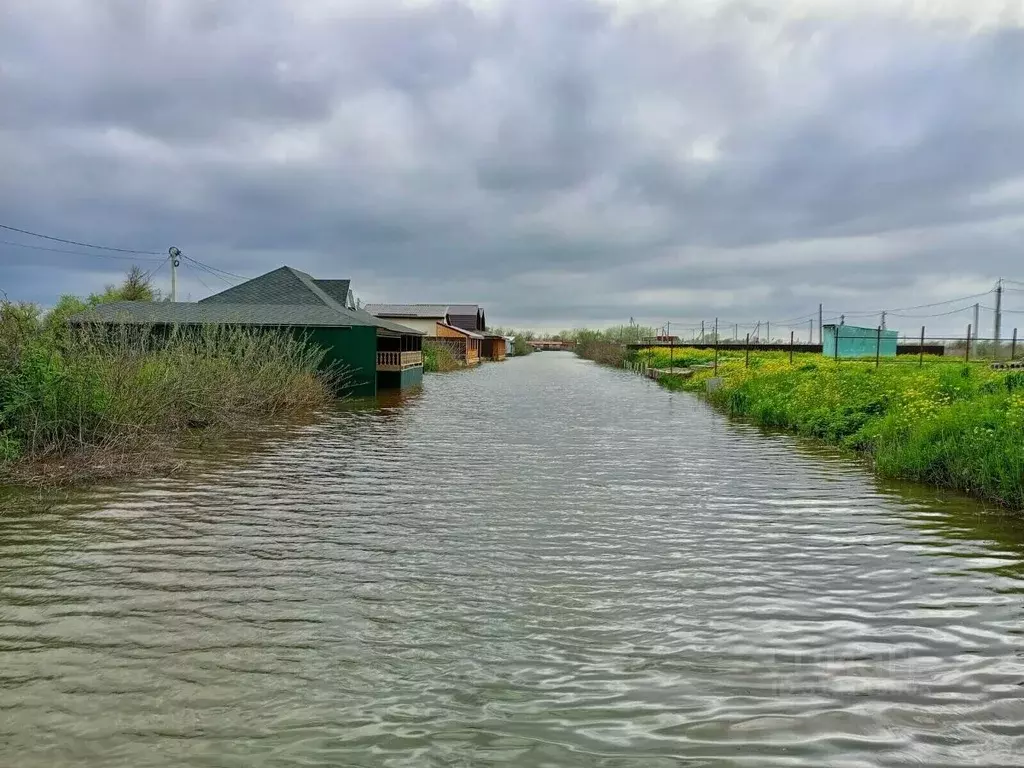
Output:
2 352 1023 767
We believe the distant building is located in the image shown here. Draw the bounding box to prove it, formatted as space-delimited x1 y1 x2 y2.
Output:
363 304 449 336
435 322 483 366
446 304 486 333
823 323 898 358
365 302 506 363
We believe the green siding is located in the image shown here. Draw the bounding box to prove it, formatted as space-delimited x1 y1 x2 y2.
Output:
378 366 423 391
295 326 378 397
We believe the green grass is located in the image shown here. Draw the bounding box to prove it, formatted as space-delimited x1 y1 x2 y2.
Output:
635 346 1024 509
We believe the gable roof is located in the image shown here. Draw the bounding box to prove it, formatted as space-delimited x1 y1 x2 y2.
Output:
447 304 485 332
364 303 449 319
71 266 423 335
68 301 368 328
437 322 484 340
313 279 353 309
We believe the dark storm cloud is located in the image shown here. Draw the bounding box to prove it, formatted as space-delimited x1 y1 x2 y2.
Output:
1 0 1022 332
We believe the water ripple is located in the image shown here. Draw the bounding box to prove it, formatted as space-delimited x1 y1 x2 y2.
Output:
2 353 1023 766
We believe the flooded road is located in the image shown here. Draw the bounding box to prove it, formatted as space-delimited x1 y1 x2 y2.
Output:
2 352 1023 766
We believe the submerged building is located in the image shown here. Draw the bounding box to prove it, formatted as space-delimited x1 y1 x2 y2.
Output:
365 302 507 362
70 266 425 397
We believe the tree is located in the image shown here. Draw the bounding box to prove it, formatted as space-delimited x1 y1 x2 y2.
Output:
87 265 157 305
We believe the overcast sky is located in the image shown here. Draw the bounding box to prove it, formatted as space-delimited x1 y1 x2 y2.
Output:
2 0 1023 335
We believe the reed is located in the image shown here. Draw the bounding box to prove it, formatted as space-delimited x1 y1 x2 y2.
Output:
0 300 337 482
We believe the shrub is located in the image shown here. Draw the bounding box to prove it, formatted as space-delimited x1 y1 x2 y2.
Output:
423 340 459 372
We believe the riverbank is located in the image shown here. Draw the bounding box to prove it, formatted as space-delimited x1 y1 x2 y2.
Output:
1 300 336 487
594 344 1024 509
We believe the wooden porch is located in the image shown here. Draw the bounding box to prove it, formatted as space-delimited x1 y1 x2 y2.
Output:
376 330 424 373
376 350 424 371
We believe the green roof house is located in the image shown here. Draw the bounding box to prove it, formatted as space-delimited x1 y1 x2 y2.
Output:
69 266 425 397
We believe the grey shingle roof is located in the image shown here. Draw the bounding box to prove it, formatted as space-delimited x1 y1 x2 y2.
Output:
69 302 365 327
198 266 325 306
313 279 352 308
70 266 424 335
447 304 479 315
364 303 449 318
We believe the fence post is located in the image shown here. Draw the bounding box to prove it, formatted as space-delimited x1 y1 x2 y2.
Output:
919 326 925 367
745 333 750 368
875 325 881 369
1013 328 1018 360
966 324 972 362
790 330 794 364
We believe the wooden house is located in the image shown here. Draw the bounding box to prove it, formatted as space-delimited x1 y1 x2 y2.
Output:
69 266 425 397
366 302 506 364
479 333 507 361
362 304 450 336
435 322 483 365
447 304 486 333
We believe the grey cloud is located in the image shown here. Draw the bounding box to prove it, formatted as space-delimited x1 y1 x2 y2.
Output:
1 0 1023 333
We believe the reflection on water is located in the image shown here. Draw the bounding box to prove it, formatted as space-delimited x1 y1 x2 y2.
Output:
2 352 1023 767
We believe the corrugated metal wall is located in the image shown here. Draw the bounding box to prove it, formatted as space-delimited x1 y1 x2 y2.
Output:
823 325 898 358
296 326 378 397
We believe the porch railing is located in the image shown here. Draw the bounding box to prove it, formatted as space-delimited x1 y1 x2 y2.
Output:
376 351 423 370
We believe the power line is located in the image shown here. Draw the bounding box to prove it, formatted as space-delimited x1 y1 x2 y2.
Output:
183 256 238 287
142 257 169 283
834 290 993 317
183 255 247 281
184 260 216 295
0 222 164 255
888 303 976 319
0 238 164 262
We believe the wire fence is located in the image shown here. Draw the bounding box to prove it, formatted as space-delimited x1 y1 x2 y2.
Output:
633 323 1024 373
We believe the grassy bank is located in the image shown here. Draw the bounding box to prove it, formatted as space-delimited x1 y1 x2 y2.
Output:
1 299 336 486
608 343 1024 509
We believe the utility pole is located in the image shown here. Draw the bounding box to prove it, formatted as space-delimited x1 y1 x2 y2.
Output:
668 321 673 371
168 247 181 302
733 323 738 341
881 310 886 330
700 320 705 343
995 279 1003 351
818 303 823 345
808 318 813 344
766 321 770 343
973 303 980 343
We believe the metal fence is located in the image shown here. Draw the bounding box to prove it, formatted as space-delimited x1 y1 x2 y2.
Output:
634 323 1024 372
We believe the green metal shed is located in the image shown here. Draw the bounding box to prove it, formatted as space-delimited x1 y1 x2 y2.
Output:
822 323 898 358
69 266 424 398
